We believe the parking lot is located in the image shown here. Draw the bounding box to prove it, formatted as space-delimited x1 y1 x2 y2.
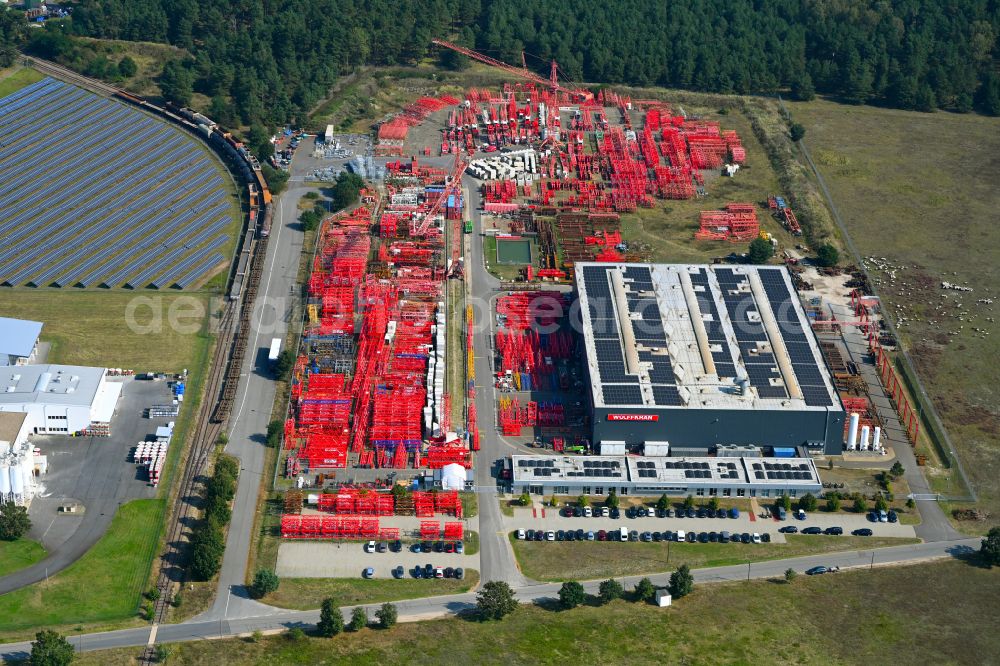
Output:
499 505 917 543
276 540 477 579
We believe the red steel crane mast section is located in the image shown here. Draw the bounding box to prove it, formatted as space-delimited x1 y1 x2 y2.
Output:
413 151 468 236
431 38 591 101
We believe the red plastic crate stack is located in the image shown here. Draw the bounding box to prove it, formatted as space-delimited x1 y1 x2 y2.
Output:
695 203 759 241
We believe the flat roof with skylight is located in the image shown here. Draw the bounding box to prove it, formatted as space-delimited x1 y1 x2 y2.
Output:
575 263 840 413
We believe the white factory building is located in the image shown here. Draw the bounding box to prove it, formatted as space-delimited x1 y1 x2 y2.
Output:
0 411 44 506
0 317 43 366
0 364 122 434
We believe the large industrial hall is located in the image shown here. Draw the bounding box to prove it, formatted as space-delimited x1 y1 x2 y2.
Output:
574 262 846 456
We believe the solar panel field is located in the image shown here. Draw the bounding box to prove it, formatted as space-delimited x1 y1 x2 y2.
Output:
0 77 238 289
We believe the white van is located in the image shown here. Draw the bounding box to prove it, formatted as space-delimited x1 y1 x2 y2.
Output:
676 530 686 543
618 527 629 542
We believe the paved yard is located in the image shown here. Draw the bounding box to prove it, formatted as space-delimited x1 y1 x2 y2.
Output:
276 540 479 579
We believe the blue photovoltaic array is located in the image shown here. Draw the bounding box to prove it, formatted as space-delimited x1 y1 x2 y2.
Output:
0 78 238 289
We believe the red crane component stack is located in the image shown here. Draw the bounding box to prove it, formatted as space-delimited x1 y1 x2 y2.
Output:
434 491 462 517
695 203 759 242
424 445 472 468
413 491 435 517
420 521 440 540
444 522 464 541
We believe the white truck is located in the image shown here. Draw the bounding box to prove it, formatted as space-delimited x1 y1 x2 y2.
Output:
268 338 282 370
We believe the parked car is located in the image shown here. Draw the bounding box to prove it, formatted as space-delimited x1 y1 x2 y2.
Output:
516 529 526 540
740 532 752 543
802 526 823 535
729 507 740 519
852 528 873 536
454 567 464 579
573 507 583 517
610 508 621 519
456 541 464 554
715 508 727 519
412 566 423 579
878 510 888 523
868 511 879 523
586 531 596 541
697 508 708 518
652 531 662 542
776 506 787 521
565 530 575 541
618 527 629 541
805 566 829 576
424 564 434 577
546 530 556 541
761 533 771 543
433 541 444 553
444 542 455 553
626 507 637 519
796 509 807 520
392 566 404 579
583 506 593 518
662 530 673 541
390 540 402 552
752 533 762 544
675 508 684 519
562 508 574 518
778 525 798 534
363 567 375 578
411 543 423 553
597 529 607 541
698 532 709 543
676 530 687 543
824 526 844 536
534 530 545 541
888 510 898 523
656 508 667 518
364 541 376 553
666 508 674 518
720 531 730 543
435 567 445 579
376 541 388 553
709 531 719 542
629 530 639 542
686 508 696 518
600 507 610 517
575 529 585 540
555 530 565 541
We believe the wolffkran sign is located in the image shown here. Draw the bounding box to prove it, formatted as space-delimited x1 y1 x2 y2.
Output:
607 414 659 422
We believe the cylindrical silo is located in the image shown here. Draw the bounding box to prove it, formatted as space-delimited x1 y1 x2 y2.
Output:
872 426 882 451
860 425 871 451
846 413 860 450
10 465 23 495
0 462 10 496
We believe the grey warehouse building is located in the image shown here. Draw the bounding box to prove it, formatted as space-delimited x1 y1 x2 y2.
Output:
511 455 822 499
575 263 845 455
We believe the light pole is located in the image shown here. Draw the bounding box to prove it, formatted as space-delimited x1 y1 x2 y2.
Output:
746 559 751 581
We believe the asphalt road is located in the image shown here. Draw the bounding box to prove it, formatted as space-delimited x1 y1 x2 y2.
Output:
0 536 979 661
194 183 308 622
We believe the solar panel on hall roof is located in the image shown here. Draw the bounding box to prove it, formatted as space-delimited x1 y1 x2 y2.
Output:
602 384 643 405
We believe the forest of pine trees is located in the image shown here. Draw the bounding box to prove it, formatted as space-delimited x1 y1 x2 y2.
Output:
5 0 998 124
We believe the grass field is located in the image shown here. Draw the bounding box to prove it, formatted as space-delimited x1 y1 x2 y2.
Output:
510 535 919 581
0 499 163 639
0 67 45 98
0 291 213 372
0 540 46 578
74 559 999 666
263 570 479 611
788 98 1000 526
